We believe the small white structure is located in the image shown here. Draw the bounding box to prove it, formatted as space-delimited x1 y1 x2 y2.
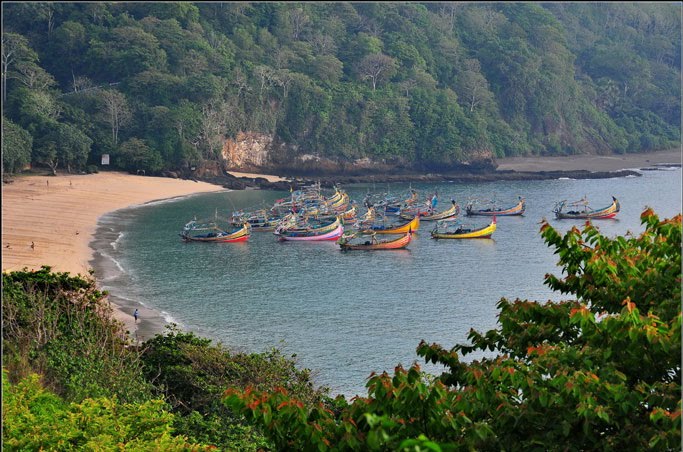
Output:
101 154 110 165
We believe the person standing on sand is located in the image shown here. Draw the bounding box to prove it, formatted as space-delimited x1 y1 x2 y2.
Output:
134 309 139 323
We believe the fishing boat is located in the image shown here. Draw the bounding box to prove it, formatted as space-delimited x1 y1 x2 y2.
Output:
180 219 251 243
311 204 358 225
465 197 525 216
274 216 344 241
375 189 420 215
430 217 496 239
275 223 345 241
233 209 281 232
337 231 412 251
400 201 459 221
553 196 620 220
275 214 341 235
357 214 420 235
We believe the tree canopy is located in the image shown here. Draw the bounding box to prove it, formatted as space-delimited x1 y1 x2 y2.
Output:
2 2 680 176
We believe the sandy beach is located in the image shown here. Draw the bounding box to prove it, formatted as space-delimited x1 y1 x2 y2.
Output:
2 171 225 337
2 150 680 341
227 170 285 182
496 149 681 172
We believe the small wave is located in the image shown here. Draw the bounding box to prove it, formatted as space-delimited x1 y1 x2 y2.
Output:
110 231 125 250
161 311 183 326
99 251 126 274
557 177 574 180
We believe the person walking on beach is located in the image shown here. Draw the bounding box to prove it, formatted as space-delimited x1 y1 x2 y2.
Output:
134 309 139 323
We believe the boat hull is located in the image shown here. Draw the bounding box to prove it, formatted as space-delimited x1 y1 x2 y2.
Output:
431 219 497 239
554 197 620 220
358 215 420 234
277 224 344 241
401 203 459 221
466 199 525 216
339 232 412 251
181 224 251 243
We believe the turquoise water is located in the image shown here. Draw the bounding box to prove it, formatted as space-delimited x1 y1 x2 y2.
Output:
91 168 681 397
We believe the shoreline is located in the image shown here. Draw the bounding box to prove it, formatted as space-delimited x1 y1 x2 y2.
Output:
223 149 682 189
2 150 680 340
2 171 225 339
494 149 681 173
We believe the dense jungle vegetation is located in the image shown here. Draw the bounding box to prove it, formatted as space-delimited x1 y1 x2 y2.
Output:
2 2 681 176
3 209 680 449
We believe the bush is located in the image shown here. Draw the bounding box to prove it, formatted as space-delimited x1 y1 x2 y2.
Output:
141 326 329 449
2 370 210 450
2 267 153 403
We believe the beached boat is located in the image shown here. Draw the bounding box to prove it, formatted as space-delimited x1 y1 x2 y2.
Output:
180 220 251 243
357 214 420 234
553 196 620 220
400 201 460 221
465 197 525 216
430 217 496 239
337 231 412 251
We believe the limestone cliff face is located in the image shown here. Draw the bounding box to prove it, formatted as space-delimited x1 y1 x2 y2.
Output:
221 132 273 170
217 131 498 175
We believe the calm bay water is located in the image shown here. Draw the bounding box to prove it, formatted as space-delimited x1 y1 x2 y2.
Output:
92 168 681 397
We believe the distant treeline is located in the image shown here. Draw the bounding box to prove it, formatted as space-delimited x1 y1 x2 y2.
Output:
2 2 680 175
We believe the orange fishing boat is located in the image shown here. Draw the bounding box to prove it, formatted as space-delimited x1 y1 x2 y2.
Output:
338 232 412 251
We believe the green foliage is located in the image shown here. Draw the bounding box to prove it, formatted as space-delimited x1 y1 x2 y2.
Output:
141 326 329 449
2 267 153 404
2 267 335 451
2 116 32 173
118 137 163 173
2 370 210 451
2 3 680 174
225 209 681 450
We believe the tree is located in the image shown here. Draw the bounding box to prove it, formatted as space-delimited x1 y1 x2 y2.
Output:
99 89 131 146
456 59 494 113
118 137 163 173
54 122 93 173
2 117 32 174
87 26 167 79
225 209 681 450
357 53 397 91
288 7 310 40
49 20 87 86
307 55 344 85
1 32 37 102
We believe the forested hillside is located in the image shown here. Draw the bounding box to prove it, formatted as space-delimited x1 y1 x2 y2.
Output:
2 2 680 176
